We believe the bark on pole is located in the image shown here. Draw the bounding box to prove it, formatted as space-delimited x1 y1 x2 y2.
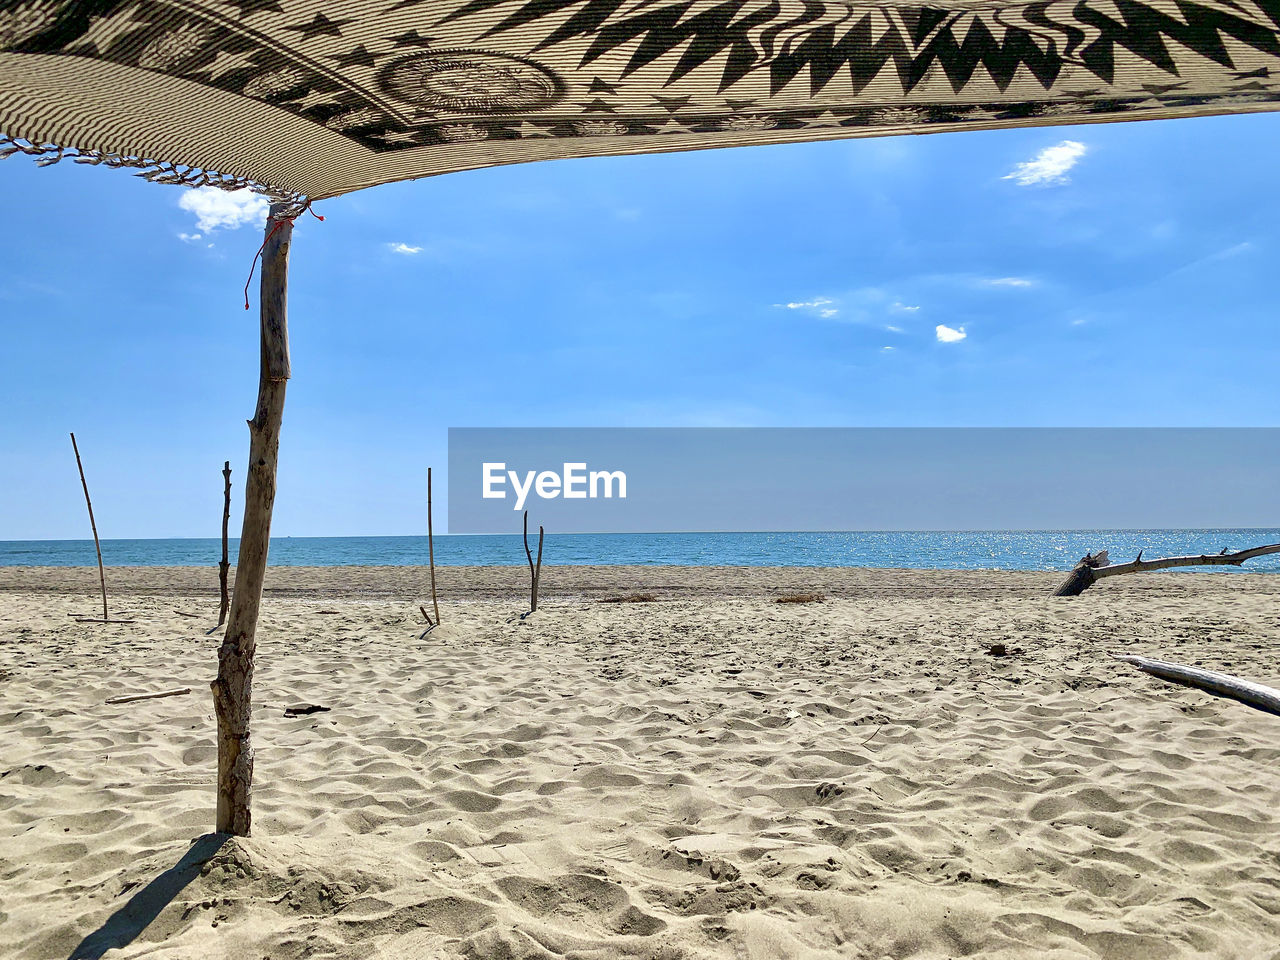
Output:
212 204 292 837
219 460 232 626
69 432 108 621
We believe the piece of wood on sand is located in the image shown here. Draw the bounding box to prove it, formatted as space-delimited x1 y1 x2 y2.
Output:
212 204 293 838
418 605 435 638
106 687 192 705
284 703 330 718
1113 653 1280 718
1053 542 1280 596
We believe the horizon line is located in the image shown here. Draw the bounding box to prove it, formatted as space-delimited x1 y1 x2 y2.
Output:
5 526 1279 543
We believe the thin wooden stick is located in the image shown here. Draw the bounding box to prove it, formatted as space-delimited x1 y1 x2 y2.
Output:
219 460 232 626
106 687 191 705
70 432 108 621
536 523 544 611
428 466 440 627
524 510 533 611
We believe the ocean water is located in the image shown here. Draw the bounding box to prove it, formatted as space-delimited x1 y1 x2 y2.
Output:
2 530 1278 571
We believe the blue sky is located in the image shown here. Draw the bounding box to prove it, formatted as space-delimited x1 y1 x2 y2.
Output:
2 112 1278 538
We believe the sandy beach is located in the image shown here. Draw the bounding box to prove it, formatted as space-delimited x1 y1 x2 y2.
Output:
2 565 1279 959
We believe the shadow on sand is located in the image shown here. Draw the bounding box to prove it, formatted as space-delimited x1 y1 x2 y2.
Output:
68 833 229 960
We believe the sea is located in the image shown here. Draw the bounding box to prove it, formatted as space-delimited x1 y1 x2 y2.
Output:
2 530 1278 572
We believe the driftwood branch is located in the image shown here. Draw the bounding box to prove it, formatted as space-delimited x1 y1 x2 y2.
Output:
219 460 232 626
523 510 544 614
105 687 192 705
1113 653 1280 718
1096 542 1280 578
427 466 441 628
70 432 108 621
1053 542 1280 596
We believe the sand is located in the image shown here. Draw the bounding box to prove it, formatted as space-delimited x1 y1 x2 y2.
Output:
2 565 1280 959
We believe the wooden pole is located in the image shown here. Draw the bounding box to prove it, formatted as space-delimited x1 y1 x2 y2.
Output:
427 467 441 627
212 204 293 837
70 432 108 621
219 460 232 626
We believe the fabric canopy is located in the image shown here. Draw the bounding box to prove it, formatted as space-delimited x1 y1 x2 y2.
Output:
3 0 1280 202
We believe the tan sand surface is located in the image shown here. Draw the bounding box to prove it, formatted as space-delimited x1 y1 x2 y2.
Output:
2 566 1280 959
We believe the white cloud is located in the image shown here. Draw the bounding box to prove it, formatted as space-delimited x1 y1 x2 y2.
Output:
388 242 423 255
885 324 904 333
1004 140 1087 186
178 232 202 244
779 288 925 323
178 188 269 232
936 324 967 343
984 276 1034 288
778 297 839 319
882 345 895 352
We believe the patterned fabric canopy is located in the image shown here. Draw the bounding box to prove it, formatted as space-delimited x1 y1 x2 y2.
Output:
2 0 1279 202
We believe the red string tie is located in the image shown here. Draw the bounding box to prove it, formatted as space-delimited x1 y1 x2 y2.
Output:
243 218 288 310
242 202 324 309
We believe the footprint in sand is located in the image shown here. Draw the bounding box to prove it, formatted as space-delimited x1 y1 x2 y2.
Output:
815 781 845 800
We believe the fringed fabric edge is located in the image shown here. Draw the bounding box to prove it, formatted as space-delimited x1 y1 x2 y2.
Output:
0 133 311 217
